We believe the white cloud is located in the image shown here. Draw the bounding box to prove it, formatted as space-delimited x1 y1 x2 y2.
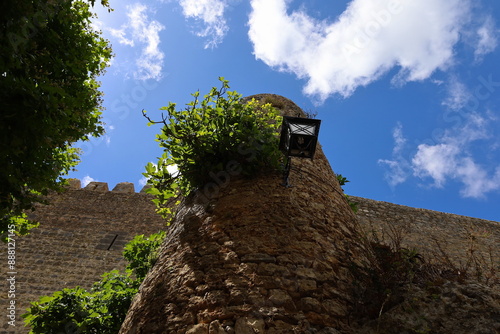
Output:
109 28 135 47
378 122 411 187
104 124 115 147
167 164 179 177
391 122 406 155
412 143 460 187
378 158 410 188
129 4 165 80
179 0 229 48
442 76 471 111
138 176 148 188
82 175 96 187
411 113 493 195
248 0 471 102
108 4 165 80
456 159 500 198
474 16 498 62
381 114 500 198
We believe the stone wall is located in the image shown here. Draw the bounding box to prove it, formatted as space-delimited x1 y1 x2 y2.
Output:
1 183 498 333
118 150 373 333
0 181 165 334
352 196 499 267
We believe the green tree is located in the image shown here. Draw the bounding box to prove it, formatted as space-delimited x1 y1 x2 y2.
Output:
123 230 166 281
142 78 283 221
0 0 113 239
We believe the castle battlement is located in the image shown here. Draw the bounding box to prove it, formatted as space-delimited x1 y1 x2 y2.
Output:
67 179 151 193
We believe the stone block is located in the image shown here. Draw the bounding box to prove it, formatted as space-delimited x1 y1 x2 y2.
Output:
209 320 226 334
322 299 347 318
186 323 209 334
301 297 322 313
84 181 109 191
112 182 135 193
298 279 317 292
235 317 265 334
268 289 293 308
296 267 317 280
241 253 277 263
67 178 81 189
140 184 152 193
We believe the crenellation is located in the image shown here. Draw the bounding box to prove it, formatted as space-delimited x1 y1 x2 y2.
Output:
84 181 109 191
112 182 135 193
140 184 152 193
66 179 151 194
67 178 81 189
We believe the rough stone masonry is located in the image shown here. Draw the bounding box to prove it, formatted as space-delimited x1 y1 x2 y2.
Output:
118 95 377 333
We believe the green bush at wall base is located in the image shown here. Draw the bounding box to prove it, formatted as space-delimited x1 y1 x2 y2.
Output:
23 231 165 333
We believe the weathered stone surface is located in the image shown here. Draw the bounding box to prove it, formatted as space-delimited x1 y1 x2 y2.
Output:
301 297 322 313
0 187 165 333
353 196 499 267
242 253 277 263
140 184 152 193
208 320 226 334
354 280 500 334
186 323 209 334
118 95 371 334
235 317 265 334
84 181 109 191
112 182 135 193
268 289 294 309
66 178 81 189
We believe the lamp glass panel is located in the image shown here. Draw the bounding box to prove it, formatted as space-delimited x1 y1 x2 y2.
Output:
289 123 316 136
289 135 315 158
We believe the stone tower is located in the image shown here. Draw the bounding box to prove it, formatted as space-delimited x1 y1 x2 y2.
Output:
119 95 374 333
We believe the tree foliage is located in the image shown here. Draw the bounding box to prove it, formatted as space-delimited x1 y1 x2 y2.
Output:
23 231 165 333
0 0 112 239
143 78 282 221
123 230 166 281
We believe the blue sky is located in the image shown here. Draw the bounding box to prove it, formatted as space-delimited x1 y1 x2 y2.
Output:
70 0 500 222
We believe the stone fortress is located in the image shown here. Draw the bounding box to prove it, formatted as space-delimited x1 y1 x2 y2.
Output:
1 94 499 333
1 179 498 334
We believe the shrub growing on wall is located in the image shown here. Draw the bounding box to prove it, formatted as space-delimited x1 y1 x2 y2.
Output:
142 78 282 220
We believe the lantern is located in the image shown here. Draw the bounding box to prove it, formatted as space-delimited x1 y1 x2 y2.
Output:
279 116 321 159
278 116 322 187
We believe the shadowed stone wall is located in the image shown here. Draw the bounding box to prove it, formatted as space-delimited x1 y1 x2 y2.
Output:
1 184 498 333
0 181 165 334
353 196 499 269
119 153 373 333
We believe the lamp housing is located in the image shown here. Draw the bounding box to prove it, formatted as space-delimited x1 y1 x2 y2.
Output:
278 116 321 159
